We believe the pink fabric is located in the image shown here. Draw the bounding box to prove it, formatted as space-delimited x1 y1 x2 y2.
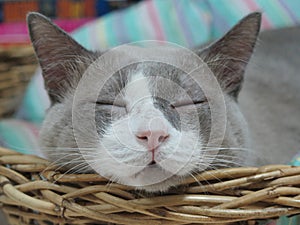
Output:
0 18 93 44
145 0 165 41
243 0 273 28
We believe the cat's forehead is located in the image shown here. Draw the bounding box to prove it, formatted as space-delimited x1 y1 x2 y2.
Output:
111 45 191 60
96 61 205 103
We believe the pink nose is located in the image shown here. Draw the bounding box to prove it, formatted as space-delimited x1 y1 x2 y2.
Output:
136 130 169 151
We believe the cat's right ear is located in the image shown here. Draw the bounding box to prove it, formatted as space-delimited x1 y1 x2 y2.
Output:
197 12 261 99
27 12 93 103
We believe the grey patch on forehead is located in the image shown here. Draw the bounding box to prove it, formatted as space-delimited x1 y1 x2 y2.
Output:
96 61 184 102
94 61 211 134
137 62 209 131
139 62 185 130
95 63 140 136
153 97 181 131
139 61 207 101
97 64 136 102
140 61 182 82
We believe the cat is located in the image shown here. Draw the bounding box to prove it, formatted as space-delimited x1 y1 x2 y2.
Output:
27 12 261 192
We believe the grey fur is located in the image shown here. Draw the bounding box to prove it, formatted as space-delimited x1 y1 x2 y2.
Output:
27 12 260 192
240 26 300 165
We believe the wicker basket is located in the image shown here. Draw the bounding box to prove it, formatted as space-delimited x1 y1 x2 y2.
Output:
0 46 37 118
0 147 300 225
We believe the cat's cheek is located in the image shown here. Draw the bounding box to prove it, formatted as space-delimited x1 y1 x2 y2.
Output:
92 120 150 178
153 130 202 175
88 145 144 179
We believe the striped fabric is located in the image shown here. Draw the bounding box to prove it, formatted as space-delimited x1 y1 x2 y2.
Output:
16 0 300 125
72 0 211 50
71 0 300 50
0 2 299 224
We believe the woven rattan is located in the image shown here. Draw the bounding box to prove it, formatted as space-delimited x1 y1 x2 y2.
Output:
0 147 300 225
0 46 37 117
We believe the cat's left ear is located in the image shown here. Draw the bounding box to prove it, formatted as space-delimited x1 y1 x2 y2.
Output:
198 12 261 98
27 12 94 103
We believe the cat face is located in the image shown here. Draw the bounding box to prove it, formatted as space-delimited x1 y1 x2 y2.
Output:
27 12 261 192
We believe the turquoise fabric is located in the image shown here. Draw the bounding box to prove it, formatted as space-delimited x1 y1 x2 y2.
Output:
16 69 50 124
0 119 40 155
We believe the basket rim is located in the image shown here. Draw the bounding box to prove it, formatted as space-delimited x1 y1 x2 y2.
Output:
0 146 300 224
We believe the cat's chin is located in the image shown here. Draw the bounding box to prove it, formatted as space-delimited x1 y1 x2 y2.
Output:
124 165 183 193
133 175 183 193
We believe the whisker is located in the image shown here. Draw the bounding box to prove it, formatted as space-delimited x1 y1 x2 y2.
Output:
53 161 90 184
52 157 87 173
187 172 202 186
41 154 83 174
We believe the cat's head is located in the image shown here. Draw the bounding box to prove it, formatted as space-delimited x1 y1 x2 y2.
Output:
27 12 261 192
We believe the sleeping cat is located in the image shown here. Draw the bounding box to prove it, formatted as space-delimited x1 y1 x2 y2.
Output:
27 12 261 192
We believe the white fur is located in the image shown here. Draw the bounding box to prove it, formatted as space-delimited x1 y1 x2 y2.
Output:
87 71 203 190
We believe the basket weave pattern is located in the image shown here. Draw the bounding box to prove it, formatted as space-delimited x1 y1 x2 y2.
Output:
0 147 300 225
0 46 37 117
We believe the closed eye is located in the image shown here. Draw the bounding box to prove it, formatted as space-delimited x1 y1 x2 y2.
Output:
96 101 126 108
170 99 207 108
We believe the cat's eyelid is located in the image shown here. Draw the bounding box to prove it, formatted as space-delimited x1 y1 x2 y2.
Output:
96 101 126 108
171 99 207 108
193 99 208 105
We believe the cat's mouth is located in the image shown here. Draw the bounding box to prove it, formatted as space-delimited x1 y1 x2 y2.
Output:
130 162 179 189
132 156 186 179
133 163 162 177
131 164 182 192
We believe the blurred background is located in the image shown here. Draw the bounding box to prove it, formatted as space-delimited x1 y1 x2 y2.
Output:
0 0 299 224
0 0 141 45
